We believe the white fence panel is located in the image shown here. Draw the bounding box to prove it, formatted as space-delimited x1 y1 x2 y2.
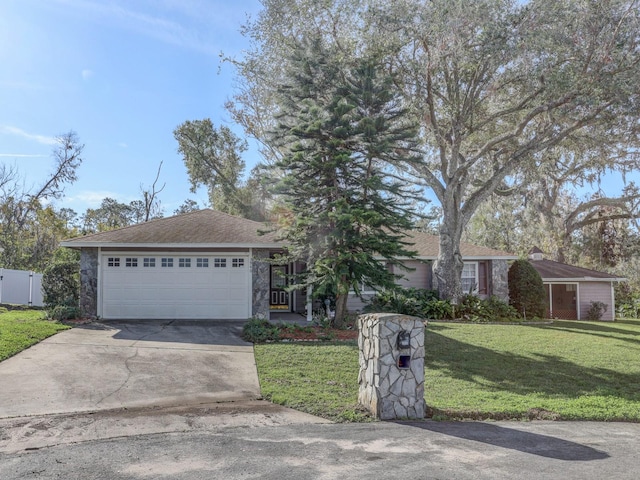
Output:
0 268 44 307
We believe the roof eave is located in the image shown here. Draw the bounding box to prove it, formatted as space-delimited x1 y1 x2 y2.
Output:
541 277 626 282
60 242 283 249
359 255 519 261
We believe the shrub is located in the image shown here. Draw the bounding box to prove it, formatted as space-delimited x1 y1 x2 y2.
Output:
586 301 608 321
47 305 81 321
367 287 520 322
365 288 419 316
615 282 640 319
42 259 80 319
422 299 453 320
618 298 640 320
454 295 520 323
242 317 281 343
484 295 520 321
365 288 440 318
454 295 484 322
508 259 546 318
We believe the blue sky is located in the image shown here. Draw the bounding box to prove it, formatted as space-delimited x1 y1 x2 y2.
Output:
1 0 633 220
0 0 263 215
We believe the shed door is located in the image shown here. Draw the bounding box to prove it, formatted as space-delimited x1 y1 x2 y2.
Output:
546 283 578 320
101 255 249 319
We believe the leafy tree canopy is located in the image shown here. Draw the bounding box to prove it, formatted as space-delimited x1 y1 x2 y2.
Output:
227 0 640 302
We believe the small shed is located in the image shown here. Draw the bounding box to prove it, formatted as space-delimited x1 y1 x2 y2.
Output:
528 247 625 321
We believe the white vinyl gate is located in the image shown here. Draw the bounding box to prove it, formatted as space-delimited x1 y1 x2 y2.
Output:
101 254 250 319
0 268 44 307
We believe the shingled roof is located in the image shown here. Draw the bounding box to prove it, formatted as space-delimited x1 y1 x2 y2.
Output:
61 209 516 258
526 247 625 281
404 231 516 259
530 258 625 281
61 209 281 247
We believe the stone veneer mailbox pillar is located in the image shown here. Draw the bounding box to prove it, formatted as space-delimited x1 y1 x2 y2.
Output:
358 313 425 420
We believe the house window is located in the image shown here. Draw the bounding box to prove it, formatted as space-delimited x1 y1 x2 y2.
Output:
125 257 138 267
232 258 245 268
161 258 173 267
107 257 120 267
214 258 227 268
179 258 191 268
461 262 478 294
143 258 156 267
197 258 209 268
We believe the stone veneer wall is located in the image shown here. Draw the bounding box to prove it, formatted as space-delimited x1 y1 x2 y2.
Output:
252 249 270 319
491 260 509 302
358 313 425 420
79 248 98 319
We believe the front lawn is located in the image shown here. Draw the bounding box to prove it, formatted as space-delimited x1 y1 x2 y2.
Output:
0 309 70 362
254 319 640 422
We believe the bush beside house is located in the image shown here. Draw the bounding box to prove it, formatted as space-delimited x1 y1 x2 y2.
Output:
508 259 546 319
42 250 80 320
364 287 520 322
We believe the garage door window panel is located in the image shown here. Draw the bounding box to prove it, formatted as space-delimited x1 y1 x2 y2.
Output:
214 258 227 268
143 258 156 267
126 257 138 267
197 258 209 268
161 258 173 267
179 258 191 268
107 257 120 267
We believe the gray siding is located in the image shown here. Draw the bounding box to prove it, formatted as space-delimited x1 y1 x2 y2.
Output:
347 293 374 313
396 260 431 289
579 282 615 321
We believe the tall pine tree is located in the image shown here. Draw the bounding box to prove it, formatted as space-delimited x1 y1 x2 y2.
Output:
269 38 422 327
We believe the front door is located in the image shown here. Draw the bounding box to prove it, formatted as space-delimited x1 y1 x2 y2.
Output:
270 265 290 311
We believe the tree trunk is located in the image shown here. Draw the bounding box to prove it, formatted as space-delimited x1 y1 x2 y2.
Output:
433 220 464 303
333 292 348 329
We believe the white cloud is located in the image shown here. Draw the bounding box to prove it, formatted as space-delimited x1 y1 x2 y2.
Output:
81 69 94 80
117 142 128 148
0 125 57 146
53 0 226 55
65 190 136 208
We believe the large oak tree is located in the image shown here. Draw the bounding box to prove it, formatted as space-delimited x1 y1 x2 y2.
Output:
228 0 640 301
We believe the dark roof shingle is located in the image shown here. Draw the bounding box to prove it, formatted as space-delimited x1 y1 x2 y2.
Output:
61 209 516 259
530 259 622 280
405 231 516 258
61 209 280 246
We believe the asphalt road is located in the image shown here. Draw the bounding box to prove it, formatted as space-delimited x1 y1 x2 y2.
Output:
1 407 638 480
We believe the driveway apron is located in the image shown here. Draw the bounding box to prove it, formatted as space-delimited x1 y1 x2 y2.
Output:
0 320 260 418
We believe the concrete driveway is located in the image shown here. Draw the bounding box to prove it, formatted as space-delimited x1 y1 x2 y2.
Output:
0 319 261 418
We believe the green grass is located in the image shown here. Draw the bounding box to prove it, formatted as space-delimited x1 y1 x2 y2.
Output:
254 319 640 422
0 309 70 362
254 342 368 422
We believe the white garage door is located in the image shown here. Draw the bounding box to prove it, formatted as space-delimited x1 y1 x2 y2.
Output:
101 254 250 319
